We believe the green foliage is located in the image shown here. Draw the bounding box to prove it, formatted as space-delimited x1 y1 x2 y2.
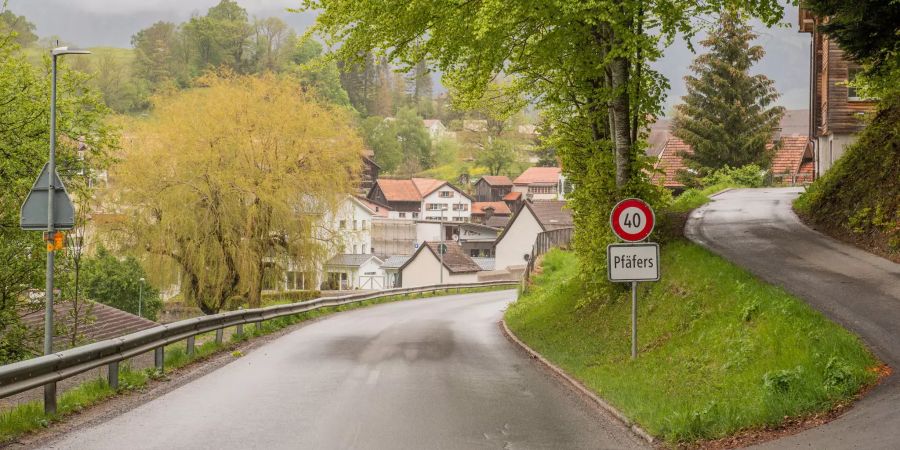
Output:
804 0 899 98
673 11 784 178
302 0 786 302
82 247 162 320
795 93 900 253
360 116 402 172
700 164 766 189
0 28 116 363
475 138 518 176
506 248 878 443
0 3 37 47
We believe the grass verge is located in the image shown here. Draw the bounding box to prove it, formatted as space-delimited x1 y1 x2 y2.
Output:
0 285 510 444
505 247 879 444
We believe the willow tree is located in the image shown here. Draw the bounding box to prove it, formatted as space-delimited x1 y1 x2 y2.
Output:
117 74 363 313
299 0 785 297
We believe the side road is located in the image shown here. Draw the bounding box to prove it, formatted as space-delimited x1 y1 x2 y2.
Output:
686 188 900 449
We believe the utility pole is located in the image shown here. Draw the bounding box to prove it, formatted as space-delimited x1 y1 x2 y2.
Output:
439 205 445 284
139 277 145 318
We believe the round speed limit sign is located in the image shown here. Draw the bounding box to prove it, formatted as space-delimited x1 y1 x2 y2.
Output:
610 198 655 242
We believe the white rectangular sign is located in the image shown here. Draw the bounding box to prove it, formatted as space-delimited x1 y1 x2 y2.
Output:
607 243 660 282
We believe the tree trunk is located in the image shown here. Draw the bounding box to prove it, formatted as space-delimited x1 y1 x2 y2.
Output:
609 56 632 189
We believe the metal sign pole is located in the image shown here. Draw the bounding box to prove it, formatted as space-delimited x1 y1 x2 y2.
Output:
631 281 637 359
43 53 59 415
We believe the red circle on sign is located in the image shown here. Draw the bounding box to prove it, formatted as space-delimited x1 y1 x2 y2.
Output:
610 198 655 242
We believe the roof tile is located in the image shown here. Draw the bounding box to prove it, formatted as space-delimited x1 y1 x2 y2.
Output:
513 167 561 185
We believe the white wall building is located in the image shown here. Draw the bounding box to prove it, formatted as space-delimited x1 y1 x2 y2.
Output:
512 167 563 201
324 254 386 290
399 242 481 288
423 119 447 140
420 183 472 222
330 196 377 255
494 201 573 271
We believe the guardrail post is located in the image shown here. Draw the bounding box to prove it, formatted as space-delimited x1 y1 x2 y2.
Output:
236 323 243 338
44 383 57 415
255 321 262 332
108 361 119 390
215 328 223 345
154 346 164 372
186 336 195 356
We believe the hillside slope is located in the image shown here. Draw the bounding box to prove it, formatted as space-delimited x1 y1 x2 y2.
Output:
795 94 900 260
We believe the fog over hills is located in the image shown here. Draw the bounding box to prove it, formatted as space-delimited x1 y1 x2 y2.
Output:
6 0 809 114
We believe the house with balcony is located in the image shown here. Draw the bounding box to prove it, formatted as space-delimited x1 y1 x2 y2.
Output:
512 167 564 201
474 175 513 202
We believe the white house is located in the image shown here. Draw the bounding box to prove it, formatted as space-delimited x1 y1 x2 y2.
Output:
323 254 385 290
420 180 473 222
422 119 447 140
381 255 410 288
512 167 563 201
399 241 482 288
494 200 573 270
330 196 377 255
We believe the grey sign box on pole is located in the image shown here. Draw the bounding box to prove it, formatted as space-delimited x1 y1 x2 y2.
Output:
20 163 75 231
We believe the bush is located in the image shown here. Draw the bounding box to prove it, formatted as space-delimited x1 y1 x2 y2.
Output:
700 164 766 188
82 246 162 320
261 290 321 304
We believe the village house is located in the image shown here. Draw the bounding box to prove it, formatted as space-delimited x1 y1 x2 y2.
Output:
651 135 815 191
799 6 878 176
494 200 573 271
456 222 501 258
474 175 513 202
422 119 447 140
512 167 565 201
381 255 410 288
399 241 482 288
366 178 472 222
323 254 385 290
470 201 512 227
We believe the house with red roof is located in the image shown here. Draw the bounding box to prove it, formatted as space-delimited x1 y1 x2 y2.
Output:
513 167 568 201
366 177 473 222
651 135 815 190
470 201 512 226
474 175 513 202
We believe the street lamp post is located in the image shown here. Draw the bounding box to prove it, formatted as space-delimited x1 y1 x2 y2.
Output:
139 277 145 318
43 46 90 414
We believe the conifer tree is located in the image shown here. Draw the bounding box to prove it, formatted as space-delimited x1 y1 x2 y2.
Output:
672 11 784 176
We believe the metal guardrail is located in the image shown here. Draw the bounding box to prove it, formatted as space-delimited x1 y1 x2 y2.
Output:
0 281 518 412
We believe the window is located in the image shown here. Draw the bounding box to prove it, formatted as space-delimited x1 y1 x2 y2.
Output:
361 220 367 230
847 66 862 100
452 203 468 211
439 191 453 198
426 203 442 211
528 185 558 194
353 244 358 254
362 245 368 254
470 249 479 257
353 220 358 230
452 217 463 222
399 212 407 218
339 220 346 229
412 212 419 219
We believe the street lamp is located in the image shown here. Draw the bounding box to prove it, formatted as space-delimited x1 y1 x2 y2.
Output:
138 277 145 318
41 46 90 414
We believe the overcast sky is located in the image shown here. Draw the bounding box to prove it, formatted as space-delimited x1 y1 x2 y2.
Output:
6 0 809 114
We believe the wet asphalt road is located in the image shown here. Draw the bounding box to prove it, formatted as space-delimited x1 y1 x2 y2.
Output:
45 289 644 450
686 188 900 450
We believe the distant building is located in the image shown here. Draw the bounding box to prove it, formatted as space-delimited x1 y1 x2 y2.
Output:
799 7 877 176
422 119 447 140
462 119 488 133
494 200 573 271
399 241 482 288
474 175 513 202
323 254 385 290
456 223 501 257
470 201 512 226
512 167 564 201
366 178 472 222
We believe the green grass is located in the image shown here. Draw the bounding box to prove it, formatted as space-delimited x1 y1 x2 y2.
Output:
505 247 879 443
669 183 739 213
0 284 511 443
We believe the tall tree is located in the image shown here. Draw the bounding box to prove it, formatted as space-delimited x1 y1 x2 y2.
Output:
0 4 37 47
476 139 518 176
672 11 784 176
82 246 161 320
300 0 785 298
183 0 252 73
395 107 433 169
115 74 364 313
132 21 184 87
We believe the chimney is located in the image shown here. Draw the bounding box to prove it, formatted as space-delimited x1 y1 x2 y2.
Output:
483 206 495 222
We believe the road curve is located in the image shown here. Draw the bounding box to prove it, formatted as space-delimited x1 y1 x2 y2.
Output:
686 188 900 449
45 290 645 450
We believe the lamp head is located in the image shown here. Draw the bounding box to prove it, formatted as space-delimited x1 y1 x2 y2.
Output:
52 46 91 56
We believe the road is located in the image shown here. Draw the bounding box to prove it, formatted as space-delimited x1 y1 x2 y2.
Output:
46 290 644 450
686 188 900 449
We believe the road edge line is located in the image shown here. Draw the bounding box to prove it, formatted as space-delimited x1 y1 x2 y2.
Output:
499 319 656 445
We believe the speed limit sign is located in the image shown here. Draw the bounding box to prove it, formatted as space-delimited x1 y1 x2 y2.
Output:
610 198 655 242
